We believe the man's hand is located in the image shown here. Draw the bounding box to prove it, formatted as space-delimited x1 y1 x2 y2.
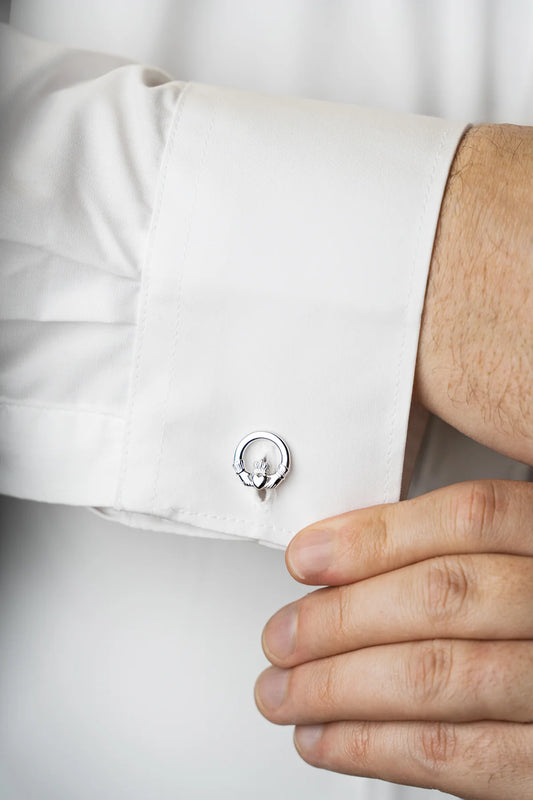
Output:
255 480 533 799
254 124 533 796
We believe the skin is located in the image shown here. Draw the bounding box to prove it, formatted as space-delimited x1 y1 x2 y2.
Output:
255 124 533 798
414 123 533 465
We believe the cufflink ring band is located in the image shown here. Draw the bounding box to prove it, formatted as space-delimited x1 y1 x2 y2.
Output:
233 431 290 490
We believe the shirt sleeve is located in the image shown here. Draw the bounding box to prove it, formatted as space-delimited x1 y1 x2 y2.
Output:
0 22 468 549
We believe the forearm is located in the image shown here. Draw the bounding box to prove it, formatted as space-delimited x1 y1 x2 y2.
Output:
414 123 533 465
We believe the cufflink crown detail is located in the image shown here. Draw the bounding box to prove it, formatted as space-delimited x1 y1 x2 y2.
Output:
233 431 290 491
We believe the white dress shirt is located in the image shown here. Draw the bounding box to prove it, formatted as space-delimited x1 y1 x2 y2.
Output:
0 2 531 799
0 22 467 546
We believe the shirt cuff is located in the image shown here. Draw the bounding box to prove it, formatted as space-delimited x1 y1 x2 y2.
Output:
101 82 467 548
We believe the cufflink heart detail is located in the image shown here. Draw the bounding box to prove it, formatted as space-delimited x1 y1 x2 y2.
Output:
252 457 270 488
233 431 291 492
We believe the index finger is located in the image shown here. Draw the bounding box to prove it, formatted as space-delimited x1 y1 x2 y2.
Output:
285 479 533 585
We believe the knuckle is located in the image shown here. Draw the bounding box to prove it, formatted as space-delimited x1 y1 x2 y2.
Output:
342 721 374 768
338 507 390 568
298 586 327 637
409 641 454 706
451 480 504 543
422 556 472 624
409 722 458 775
369 508 391 563
336 522 362 570
314 658 339 711
332 584 353 639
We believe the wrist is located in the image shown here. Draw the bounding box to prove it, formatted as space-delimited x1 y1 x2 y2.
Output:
414 123 533 465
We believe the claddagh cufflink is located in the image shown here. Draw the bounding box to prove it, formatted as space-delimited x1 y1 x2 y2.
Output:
233 431 290 491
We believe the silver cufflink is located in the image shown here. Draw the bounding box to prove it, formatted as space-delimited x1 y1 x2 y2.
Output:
233 431 291 490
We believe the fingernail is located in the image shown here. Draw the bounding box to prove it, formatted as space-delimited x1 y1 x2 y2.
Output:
288 529 332 579
263 604 298 661
256 667 289 710
295 724 324 752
